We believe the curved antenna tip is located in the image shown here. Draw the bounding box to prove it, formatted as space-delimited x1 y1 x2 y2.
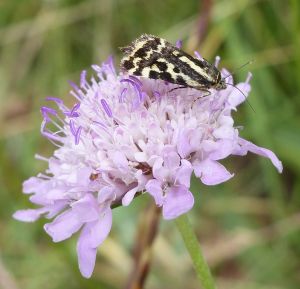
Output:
225 83 256 113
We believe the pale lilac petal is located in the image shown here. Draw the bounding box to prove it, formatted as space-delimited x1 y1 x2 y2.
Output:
122 186 138 206
163 185 194 220
177 132 193 158
164 151 180 169
201 140 218 153
13 208 47 222
213 125 235 139
112 151 129 169
145 179 163 206
29 190 57 206
218 115 234 126
236 138 283 173
45 201 68 218
88 209 112 247
42 188 68 201
23 177 44 194
75 167 93 186
72 195 99 223
77 224 97 278
121 169 148 206
148 123 164 140
134 151 148 162
48 158 61 175
98 187 116 203
76 208 112 278
221 68 233 84
175 160 193 187
152 157 168 181
44 210 82 242
194 159 234 185
209 139 235 160
62 166 91 185
228 82 251 108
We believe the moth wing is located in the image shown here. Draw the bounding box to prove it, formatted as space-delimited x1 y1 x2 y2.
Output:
120 34 214 89
120 35 167 71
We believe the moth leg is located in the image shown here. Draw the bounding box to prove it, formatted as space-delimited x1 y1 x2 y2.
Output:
168 85 187 93
193 89 211 104
201 89 211 98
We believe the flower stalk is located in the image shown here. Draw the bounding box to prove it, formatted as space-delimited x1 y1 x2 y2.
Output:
125 204 161 289
175 214 216 289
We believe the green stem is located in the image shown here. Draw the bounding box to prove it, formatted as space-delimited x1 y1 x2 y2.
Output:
175 214 216 289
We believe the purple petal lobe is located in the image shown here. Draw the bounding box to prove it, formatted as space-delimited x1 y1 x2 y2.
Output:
13 208 47 222
177 131 193 158
163 185 194 220
176 160 193 187
122 187 138 206
98 187 116 203
45 201 68 219
194 159 234 185
44 210 82 242
209 139 235 161
72 195 99 223
213 125 234 139
77 225 97 278
164 151 180 169
76 212 112 278
88 209 112 248
23 177 43 194
146 179 163 206
236 138 283 173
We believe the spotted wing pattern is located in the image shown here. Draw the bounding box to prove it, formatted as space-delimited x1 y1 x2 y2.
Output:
120 34 221 90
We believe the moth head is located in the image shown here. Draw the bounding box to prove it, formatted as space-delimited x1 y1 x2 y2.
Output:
215 79 227 90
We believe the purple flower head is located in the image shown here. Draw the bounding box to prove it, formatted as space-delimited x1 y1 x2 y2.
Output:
14 56 282 278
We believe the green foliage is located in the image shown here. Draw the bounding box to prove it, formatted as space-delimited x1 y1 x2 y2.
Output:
0 0 299 288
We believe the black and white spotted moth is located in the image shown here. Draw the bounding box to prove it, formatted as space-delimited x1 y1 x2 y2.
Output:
120 34 227 93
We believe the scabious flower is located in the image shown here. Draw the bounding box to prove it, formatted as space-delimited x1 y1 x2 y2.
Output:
14 54 282 278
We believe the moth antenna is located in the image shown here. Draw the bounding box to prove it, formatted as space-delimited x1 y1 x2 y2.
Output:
225 83 255 113
222 60 254 80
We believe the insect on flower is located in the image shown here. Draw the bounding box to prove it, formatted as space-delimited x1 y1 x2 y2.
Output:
120 34 252 104
120 34 229 93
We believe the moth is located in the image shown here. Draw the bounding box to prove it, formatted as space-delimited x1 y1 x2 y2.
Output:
120 34 227 93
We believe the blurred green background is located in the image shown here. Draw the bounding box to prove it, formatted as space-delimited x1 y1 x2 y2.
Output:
0 0 299 288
